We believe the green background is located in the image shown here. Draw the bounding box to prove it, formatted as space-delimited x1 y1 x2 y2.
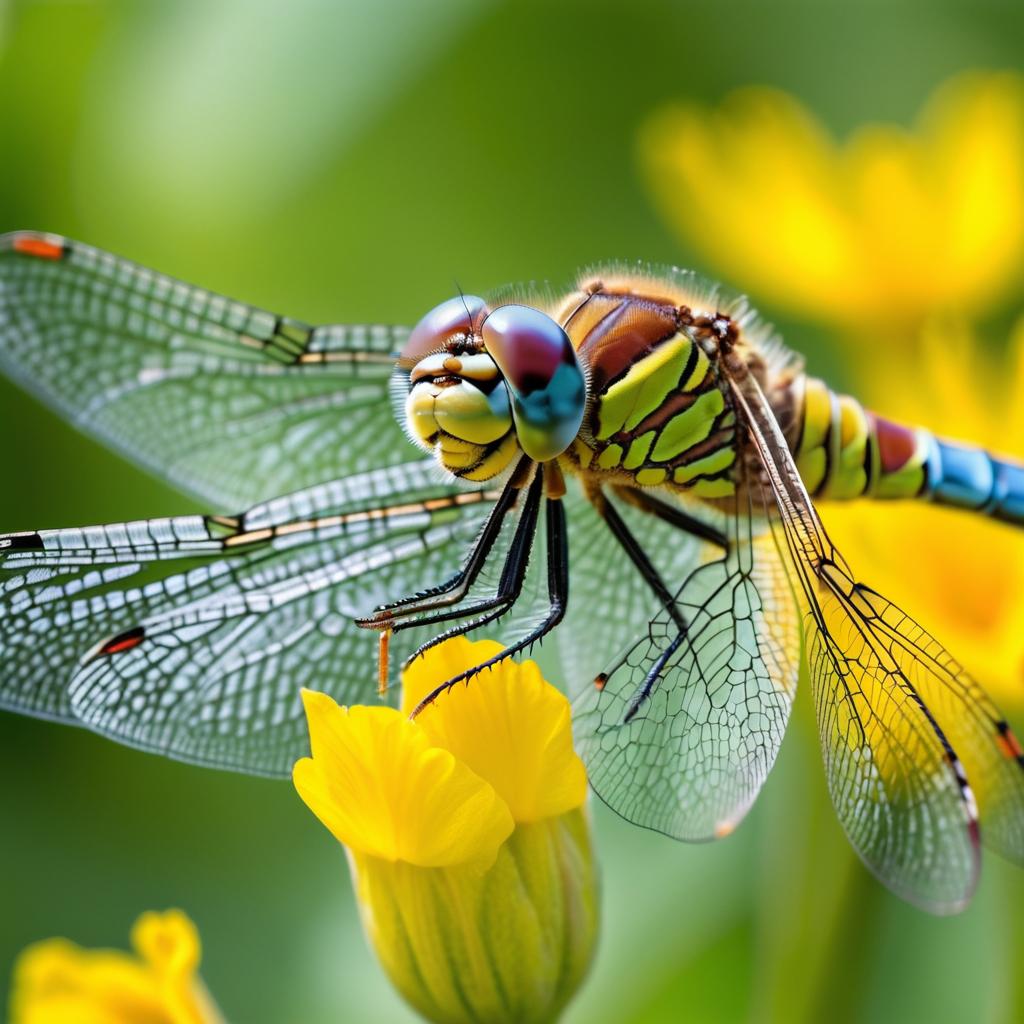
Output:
1 1 1022 1021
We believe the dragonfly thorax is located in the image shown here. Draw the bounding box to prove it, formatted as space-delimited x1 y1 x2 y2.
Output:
399 295 587 480
550 271 751 498
398 268 799 493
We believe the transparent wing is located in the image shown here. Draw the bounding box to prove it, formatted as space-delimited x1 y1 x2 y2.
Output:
0 231 412 509
572 481 802 841
0 459 500 775
851 583 1024 865
730 368 1024 913
557 484 712 697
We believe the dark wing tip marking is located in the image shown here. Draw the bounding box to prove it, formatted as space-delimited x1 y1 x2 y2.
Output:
0 532 45 552
2 230 69 261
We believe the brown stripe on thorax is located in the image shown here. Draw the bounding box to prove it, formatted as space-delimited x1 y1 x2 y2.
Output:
624 387 698 439
564 291 684 443
670 424 735 468
569 292 680 395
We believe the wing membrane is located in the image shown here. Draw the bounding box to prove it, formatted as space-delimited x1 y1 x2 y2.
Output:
730 366 1024 912
0 231 412 509
828 575 1024 866
0 460 499 774
573 483 801 841
557 485 712 698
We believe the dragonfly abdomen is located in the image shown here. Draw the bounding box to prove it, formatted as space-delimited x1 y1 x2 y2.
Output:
796 376 1024 522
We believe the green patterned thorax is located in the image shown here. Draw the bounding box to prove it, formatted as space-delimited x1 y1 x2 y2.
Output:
556 277 736 498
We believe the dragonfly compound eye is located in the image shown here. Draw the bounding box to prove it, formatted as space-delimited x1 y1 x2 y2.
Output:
481 304 586 462
398 294 490 369
403 303 517 480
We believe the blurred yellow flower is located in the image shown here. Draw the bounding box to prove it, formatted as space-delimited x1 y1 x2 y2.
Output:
823 317 1024 708
641 73 1024 329
293 636 599 1024
9 909 223 1024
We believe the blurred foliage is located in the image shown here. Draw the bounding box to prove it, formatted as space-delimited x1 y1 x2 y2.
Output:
1 1 1023 1022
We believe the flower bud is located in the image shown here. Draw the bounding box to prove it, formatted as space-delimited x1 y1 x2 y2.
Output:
294 637 600 1024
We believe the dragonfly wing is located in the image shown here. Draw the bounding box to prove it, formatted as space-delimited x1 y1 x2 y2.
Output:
0 460 498 774
557 484 713 698
855 586 1024 866
730 366 1024 912
572 481 801 841
0 231 412 509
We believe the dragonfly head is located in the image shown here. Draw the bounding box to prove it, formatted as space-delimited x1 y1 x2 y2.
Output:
399 296 587 478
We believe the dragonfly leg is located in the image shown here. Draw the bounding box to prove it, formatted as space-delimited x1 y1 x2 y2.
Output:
593 489 688 634
594 484 747 719
624 630 687 722
393 469 544 640
355 457 532 628
611 485 728 549
409 492 569 717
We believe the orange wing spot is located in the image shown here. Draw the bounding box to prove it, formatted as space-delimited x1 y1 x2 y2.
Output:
12 234 65 261
99 628 145 656
997 729 1024 760
593 672 608 691
714 821 736 839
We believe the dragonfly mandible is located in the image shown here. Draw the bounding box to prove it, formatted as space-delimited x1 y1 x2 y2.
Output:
1 230 1022 914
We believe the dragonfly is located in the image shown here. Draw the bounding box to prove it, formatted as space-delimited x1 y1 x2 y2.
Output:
1 230 1022 914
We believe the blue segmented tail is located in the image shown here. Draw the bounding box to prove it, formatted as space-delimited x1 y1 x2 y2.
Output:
793 376 1024 525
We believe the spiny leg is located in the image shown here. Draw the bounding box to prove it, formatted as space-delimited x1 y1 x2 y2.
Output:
592 485 724 712
611 484 728 549
410 492 569 717
593 488 689 634
397 467 544 642
593 485 742 721
356 457 532 628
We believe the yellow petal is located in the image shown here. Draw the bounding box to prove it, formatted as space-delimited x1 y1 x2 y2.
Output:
399 635 505 716
293 693 513 867
845 126 936 313
131 909 200 981
401 638 588 823
640 73 1024 329
925 73 1024 311
10 911 219 1024
639 88 860 321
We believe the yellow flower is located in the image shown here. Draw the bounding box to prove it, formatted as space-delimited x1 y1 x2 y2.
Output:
640 73 1024 330
9 909 224 1024
823 317 1024 708
293 637 598 1024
